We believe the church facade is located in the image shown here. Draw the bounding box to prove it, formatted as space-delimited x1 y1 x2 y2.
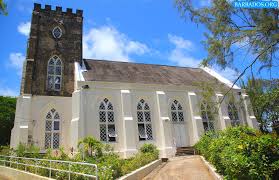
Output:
10 4 258 158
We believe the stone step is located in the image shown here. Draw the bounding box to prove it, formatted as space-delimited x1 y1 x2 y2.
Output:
175 147 196 156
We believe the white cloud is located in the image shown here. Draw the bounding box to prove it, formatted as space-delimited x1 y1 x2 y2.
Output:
168 34 193 50
0 87 18 97
167 34 239 82
168 34 200 67
169 49 201 67
17 21 31 36
83 25 149 61
8 53 25 75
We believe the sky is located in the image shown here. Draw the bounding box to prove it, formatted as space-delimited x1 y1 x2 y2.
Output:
0 0 278 96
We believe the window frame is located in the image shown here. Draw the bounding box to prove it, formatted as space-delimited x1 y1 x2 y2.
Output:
99 98 117 143
52 26 63 39
137 99 153 141
47 55 62 91
170 100 184 123
44 108 61 149
201 102 215 132
228 103 240 126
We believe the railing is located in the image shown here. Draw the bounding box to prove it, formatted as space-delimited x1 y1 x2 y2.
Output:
0 155 98 180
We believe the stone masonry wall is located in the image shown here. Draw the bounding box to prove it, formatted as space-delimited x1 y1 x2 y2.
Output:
21 3 83 97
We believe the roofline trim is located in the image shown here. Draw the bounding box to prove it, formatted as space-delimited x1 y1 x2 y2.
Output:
201 66 241 90
83 58 201 70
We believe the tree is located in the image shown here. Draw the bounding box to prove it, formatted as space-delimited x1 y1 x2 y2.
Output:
175 0 278 81
0 0 7 15
78 136 103 157
240 78 279 134
0 96 16 145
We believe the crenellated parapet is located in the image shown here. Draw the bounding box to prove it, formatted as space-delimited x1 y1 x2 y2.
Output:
33 3 83 17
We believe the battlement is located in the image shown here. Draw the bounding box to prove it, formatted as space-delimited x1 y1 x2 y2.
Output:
33 3 83 17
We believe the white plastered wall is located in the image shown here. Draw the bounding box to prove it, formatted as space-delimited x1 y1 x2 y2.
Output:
11 81 258 158
10 95 72 151
73 81 254 158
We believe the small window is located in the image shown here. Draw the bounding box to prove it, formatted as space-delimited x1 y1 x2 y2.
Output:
201 102 215 132
47 56 62 91
52 26 62 39
228 103 240 126
137 99 153 141
99 98 116 142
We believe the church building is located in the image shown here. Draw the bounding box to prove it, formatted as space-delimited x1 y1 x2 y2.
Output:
10 4 258 158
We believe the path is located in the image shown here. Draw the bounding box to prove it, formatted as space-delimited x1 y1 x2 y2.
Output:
0 174 11 180
143 155 215 180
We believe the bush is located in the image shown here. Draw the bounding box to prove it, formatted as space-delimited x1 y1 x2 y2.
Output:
0 139 160 180
120 151 158 175
195 126 279 180
140 143 159 156
121 143 159 175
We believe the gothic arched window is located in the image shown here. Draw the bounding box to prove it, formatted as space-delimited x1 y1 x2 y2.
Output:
45 108 60 149
228 103 240 126
201 102 215 132
99 98 116 142
47 56 62 91
137 99 153 141
171 100 184 122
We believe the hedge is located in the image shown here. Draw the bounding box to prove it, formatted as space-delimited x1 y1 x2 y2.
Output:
195 126 279 180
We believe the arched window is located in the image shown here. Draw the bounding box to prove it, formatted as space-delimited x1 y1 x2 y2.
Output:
228 103 240 126
171 100 184 122
47 56 62 91
99 98 116 142
137 99 153 141
201 102 214 132
45 108 60 149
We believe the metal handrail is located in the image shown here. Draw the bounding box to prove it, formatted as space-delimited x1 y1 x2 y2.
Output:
0 155 98 180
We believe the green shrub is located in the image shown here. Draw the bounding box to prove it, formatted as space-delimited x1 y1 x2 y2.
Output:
15 143 41 158
140 143 159 157
195 126 279 180
0 145 11 155
0 138 160 180
121 152 158 175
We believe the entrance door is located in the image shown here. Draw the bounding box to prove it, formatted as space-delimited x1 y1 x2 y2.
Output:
173 123 187 147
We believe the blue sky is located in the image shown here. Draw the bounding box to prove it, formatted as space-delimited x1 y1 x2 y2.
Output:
0 0 277 96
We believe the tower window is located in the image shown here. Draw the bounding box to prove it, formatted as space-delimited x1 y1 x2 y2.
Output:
47 56 62 91
52 26 62 39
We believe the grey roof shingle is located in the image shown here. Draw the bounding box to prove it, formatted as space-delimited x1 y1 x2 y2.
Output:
82 59 220 86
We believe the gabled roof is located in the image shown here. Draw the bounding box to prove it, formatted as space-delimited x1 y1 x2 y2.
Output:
82 59 228 87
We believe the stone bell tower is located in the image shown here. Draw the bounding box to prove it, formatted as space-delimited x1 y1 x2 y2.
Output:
21 3 83 97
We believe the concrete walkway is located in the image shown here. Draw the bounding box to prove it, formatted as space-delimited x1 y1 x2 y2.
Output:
143 155 215 180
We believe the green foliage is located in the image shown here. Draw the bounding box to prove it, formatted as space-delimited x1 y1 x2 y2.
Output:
241 78 279 134
175 0 279 71
0 96 16 146
120 151 159 175
0 145 11 155
0 137 159 180
15 143 40 158
0 0 7 15
78 136 103 157
140 143 159 156
195 126 279 179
